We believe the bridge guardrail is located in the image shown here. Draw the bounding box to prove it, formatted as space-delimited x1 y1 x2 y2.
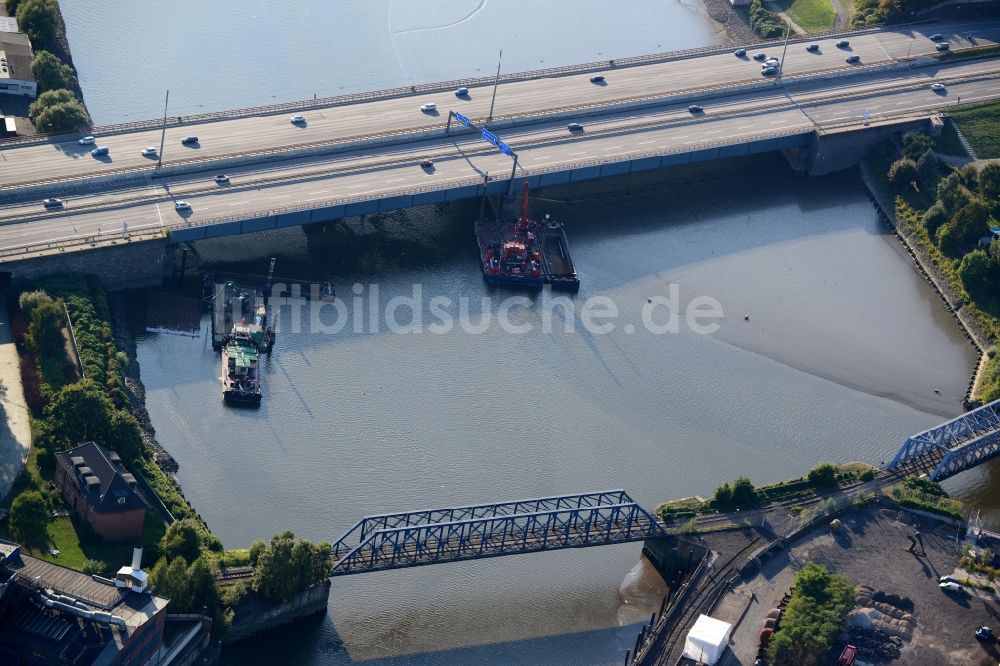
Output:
0 55 940 199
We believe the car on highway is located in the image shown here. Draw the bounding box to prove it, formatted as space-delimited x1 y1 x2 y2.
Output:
761 66 778 76
78 135 95 145
567 122 584 132
90 146 109 157
419 159 434 169
589 75 605 83
846 55 861 64
763 58 779 67
753 52 767 61
930 33 944 41
734 48 747 57
290 115 305 124
836 40 850 48
930 82 946 91
140 146 157 157
939 581 964 593
174 201 191 211
936 42 950 52
454 87 469 96
181 136 199 145
806 44 819 52
420 103 437 113
214 174 230 184
688 104 703 114
42 198 63 208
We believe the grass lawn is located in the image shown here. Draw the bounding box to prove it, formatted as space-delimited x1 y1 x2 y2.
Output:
774 0 836 32
950 101 1000 159
934 119 969 157
27 510 166 573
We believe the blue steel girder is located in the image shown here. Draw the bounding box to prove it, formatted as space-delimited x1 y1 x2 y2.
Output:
888 399 1000 471
931 428 1000 481
331 489 635 559
330 500 663 576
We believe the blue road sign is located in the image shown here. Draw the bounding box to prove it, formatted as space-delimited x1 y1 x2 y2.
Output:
481 129 498 146
498 141 512 156
454 112 471 127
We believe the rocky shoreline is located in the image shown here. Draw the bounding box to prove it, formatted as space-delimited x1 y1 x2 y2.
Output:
110 293 179 474
702 0 757 45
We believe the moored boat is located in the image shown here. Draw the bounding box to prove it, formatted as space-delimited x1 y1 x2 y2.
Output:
222 324 262 406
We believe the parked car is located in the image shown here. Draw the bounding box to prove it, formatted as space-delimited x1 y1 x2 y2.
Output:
930 33 944 41
419 159 434 168
141 146 157 157
589 75 605 83
567 122 584 132
936 42 950 52
174 201 191 211
930 83 946 91
91 146 109 157
836 40 850 48
939 581 964 593
806 44 820 52
454 87 469 97
78 135 95 145
846 55 861 64
419 103 437 113
761 66 778 76
214 174 230 184
688 104 703 114
735 48 747 57
976 626 994 641
290 115 305 124
181 136 199 145
753 52 767 61
42 198 63 208
939 575 962 584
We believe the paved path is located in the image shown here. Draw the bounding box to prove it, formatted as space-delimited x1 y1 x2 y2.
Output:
0 294 31 500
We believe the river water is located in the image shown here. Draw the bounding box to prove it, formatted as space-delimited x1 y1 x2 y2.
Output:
128 156 989 665
60 0 727 124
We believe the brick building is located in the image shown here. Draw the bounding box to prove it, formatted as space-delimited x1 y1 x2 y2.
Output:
55 442 148 542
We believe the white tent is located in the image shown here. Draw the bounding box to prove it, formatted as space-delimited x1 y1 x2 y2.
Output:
682 614 733 665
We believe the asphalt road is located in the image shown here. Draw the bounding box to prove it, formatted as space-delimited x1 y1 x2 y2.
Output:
2 57 997 255
1 20 997 189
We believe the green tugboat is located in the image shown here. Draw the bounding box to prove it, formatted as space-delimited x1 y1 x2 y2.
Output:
222 323 262 406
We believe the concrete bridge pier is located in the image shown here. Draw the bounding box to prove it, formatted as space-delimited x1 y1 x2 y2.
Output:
805 117 935 176
642 535 708 589
0 237 172 290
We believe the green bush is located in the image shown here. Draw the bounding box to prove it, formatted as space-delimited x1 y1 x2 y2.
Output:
768 562 854 665
28 88 90 133
859 469 876 482
807 462 838 489
888 158 918 187
31 50 78 94
749 0 786 37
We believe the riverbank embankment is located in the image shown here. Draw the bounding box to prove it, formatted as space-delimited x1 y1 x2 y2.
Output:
0 293 31 500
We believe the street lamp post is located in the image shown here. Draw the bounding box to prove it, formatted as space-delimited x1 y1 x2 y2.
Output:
156 90 169 170
777 22 791 84
487 49 503 128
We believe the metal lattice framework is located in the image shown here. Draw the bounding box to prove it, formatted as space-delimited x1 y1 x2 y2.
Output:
888 399 1000 481
329 490 664 576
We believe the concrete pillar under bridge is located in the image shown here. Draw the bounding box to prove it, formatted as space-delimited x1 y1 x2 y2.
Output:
642 534 709 590
797 116 940 176
0 237 172 290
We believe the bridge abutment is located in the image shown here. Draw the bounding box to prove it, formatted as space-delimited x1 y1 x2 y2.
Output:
805 117 938 176
642 535 708 589
0 237 171 290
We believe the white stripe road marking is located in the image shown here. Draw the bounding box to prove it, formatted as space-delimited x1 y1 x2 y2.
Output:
385 178 407 183
348 184 365 189
568 151 587 156
228 201 251 206
637 140 656 145
268 195 290 200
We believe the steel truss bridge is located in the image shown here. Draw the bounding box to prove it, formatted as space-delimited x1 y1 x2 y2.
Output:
888 398 1000 481
329 490 665 576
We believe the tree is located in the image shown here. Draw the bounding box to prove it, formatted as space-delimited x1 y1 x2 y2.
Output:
10 490 49 546
731 476 757 508
713 482 733 509
31 50 77 94
248 540 266 566
28 298 64 354
160 519 204 564
768 563 854 665
959 249 998 300
922 201 948 234
938 172 971 214
42 380 114 448
252 532 333 603
887 158 917 187
916 149 938 188
901 131 934 160
807 462 838 489
5 0 22 17
28 89 90 133
15 0 58 53
978 162 1000 202
151 556 194 610
939 198 991 257
108 410 144 464
18 290 54 320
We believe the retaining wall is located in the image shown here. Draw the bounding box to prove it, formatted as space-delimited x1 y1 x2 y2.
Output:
0 237 170 289
223 580 331 645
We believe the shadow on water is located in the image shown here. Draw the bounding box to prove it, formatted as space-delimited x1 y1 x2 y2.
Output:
220 612 643 666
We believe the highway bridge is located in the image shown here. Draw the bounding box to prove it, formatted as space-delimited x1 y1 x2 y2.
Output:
1 20 999 276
